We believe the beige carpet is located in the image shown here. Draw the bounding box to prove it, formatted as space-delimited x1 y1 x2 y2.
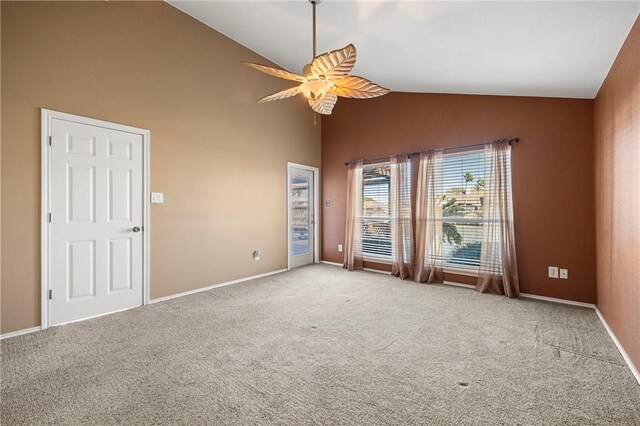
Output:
2 264 639 425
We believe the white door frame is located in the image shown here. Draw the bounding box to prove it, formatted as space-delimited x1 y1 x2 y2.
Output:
40 109 151 329
286 162 320 270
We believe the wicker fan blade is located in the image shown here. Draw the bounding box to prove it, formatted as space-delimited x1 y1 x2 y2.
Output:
331 76 390 99
302 64 313 79
243 62 306 83
308 93 338 115
258 86 302 104
309 44 357 80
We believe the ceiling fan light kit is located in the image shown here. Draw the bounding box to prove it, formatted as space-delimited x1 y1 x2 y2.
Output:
243 0 390 115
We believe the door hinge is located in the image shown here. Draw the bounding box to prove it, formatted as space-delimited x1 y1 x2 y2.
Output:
48 136 52 146
48 213 52 223
48 290 52 300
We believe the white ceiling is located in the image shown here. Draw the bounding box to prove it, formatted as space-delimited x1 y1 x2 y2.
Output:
168 1 640 98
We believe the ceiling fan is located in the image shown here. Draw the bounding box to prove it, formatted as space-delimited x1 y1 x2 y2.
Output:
243 0 390 115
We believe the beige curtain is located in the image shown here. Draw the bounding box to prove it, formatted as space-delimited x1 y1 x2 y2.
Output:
414 150 444 283
390 155 414 279
476 141 520 298
343 160 364 270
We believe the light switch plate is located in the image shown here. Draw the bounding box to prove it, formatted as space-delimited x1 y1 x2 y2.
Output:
338 244 343 252
548 266 559 278
559 269 568 279
151 192 164 204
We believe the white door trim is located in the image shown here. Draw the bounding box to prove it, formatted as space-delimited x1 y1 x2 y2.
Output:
286 162 320 270
40 109 151 330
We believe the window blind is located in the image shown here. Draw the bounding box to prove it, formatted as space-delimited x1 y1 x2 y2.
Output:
433 149 490 270
360 162 412 261
362 164 392 258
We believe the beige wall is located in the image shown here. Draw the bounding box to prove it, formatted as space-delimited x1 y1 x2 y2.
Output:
0 2 321 333
594 16 640 371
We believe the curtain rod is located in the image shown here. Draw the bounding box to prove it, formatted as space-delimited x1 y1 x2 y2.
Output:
343 137 519 166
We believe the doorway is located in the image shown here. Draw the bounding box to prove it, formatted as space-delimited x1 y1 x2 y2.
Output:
41 109 150 328
287 163 319 269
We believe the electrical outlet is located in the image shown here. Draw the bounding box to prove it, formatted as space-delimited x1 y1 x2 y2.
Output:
559 269 568 279
151 192 164 203
548 266 559 278
253 250 261 261
325 199 331 207
338 244 343 252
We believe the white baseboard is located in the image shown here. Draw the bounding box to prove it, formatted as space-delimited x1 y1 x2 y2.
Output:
149 269 288 304
440 280 597 309
1 269 288 339
440 280 474 289
595 308 640 385
325 262 593 303
363 267 389 275
519 292 596 309
0 326 41 340
438 281 598 310
53 305 141 328
321 260 391 275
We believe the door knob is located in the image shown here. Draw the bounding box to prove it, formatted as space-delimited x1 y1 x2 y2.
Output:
133 226 141 232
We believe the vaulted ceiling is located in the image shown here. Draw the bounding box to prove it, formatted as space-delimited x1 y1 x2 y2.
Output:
168 1 640 98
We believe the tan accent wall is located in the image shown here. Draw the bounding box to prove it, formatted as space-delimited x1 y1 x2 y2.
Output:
322 93 596 303
0 2 321 333
594 16 640 371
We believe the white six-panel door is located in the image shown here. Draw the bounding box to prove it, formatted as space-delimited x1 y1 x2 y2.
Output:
49 117 144 326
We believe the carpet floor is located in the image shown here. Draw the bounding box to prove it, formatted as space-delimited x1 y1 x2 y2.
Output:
1 264 639 425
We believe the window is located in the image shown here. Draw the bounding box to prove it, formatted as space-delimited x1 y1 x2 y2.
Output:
361 164 392 259
359 161 412 262
435 149 494 272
